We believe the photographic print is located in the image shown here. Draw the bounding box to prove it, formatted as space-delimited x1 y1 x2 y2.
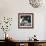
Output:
18 13 34 28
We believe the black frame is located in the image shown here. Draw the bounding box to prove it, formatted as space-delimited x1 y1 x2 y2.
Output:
18 13 34 29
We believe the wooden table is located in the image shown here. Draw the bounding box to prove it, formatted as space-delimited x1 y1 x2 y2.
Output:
5 39 46 46
13 40 46 46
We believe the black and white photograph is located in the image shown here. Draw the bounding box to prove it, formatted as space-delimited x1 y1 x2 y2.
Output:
18 13 34 28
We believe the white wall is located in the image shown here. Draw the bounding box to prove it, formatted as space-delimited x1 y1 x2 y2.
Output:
0 0 46 40
44 16 46 40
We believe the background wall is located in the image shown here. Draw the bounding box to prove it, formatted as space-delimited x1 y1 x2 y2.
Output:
0 0 46 40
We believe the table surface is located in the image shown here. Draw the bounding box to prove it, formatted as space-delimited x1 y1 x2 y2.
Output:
6 39 46 43
5 38 46 43
13 40 46 43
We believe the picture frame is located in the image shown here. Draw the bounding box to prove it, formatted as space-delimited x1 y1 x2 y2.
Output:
18 13 34 29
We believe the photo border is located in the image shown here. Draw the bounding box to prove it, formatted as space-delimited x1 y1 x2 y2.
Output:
18 13 34 29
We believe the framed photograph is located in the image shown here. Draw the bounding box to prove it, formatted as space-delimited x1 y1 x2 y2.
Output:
18 13 34 28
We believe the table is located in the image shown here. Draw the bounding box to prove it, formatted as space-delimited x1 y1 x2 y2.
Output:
5 39 46 46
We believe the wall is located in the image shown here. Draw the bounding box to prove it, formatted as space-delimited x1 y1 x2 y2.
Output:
44 16 46 40
0 0 46 40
